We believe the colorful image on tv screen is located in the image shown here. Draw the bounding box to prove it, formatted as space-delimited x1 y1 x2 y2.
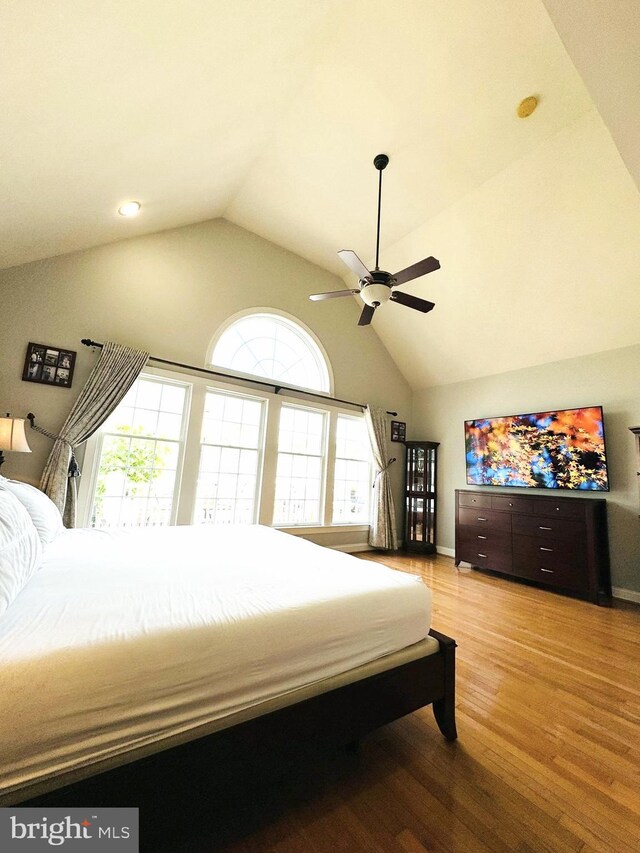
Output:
465 406 609 491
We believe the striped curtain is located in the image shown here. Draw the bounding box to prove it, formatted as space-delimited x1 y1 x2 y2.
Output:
365 405 398 550
40 341 149 527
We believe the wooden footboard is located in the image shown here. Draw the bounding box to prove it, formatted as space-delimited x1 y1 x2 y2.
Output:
17 629 457 807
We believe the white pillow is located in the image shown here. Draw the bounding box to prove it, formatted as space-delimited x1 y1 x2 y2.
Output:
0 490 42 617
0 477 64 545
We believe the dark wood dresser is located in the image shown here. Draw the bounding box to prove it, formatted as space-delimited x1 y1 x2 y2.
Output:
455 489 611 605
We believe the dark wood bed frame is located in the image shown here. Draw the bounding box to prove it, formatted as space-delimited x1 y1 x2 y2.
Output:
18 629 456 808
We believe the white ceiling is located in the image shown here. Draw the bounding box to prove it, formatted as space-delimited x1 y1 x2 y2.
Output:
541 0 640 193
2 0 640 388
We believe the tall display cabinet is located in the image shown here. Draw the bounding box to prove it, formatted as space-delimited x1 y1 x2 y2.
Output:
404 441 439 553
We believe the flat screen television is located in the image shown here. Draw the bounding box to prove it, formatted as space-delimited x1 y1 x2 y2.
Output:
464 405 609 491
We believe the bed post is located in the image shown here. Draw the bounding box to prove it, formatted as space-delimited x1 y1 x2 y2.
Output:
428 629 458 741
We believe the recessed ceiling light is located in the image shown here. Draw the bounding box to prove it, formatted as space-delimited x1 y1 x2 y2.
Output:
517 96 538 118
118 201 141 217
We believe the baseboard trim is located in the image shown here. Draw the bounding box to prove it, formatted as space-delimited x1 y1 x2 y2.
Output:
332 543 374 553
437 545 455 558
612 586 640 604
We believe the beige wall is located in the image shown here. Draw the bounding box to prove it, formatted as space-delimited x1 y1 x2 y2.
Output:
411 344 640 596
0 218 412 544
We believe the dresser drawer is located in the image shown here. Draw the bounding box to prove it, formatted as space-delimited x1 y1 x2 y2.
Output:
491 495 534 514
456 538 512 573
458 492 492 509
512 550 584 591
458 506 511 532
511 513 584 542
532 500 585 521
459 528 512 553
513 534 585 570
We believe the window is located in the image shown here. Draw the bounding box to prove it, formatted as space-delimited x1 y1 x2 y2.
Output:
81 313 373 535
89 377 189 528
274 405 326 525
210 312 331 393
194 390 266 525
332 415 372 524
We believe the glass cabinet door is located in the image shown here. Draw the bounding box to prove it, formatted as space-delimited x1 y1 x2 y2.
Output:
408 446 425 492
407 496 424 542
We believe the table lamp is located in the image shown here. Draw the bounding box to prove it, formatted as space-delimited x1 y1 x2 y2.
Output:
0 414 32 470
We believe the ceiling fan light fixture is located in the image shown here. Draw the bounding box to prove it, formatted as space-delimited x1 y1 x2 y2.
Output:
361 283 392 307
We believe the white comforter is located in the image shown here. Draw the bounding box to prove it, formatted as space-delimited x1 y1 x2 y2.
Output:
0 524 431 798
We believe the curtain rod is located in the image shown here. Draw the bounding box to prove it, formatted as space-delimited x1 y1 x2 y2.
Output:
80 339 398 416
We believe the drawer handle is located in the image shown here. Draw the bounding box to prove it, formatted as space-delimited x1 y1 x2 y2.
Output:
477 535 487 540
540 568 554 573
539 526 552 531
478 553 487 558
477 517 488 522
508 502 513 507
540 547 553 552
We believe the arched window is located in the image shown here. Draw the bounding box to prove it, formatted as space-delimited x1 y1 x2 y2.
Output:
209 310 332 394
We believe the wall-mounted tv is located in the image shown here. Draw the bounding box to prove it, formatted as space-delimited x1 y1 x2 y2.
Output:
465 406 609 491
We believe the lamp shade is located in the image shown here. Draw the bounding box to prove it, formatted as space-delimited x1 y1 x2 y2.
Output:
0 417 31 453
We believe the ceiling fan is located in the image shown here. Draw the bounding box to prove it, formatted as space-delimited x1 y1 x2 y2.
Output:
309 153 441 326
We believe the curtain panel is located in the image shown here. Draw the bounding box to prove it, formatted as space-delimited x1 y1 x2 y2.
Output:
40 341 149 527
364 404 398 550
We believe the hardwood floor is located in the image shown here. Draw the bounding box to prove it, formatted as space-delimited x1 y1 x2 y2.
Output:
185 552 640 853
38 552 634 851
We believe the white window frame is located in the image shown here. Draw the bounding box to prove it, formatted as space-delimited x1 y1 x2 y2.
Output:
192 386 268 526
206 307 335 396
272 402 329 528
77 367 373 535
332 412 373 526
76 372 192 529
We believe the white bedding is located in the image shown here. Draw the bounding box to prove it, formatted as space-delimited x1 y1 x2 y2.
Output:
0 524 431 799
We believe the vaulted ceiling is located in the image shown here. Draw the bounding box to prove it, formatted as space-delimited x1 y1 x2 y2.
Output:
2 0 639 389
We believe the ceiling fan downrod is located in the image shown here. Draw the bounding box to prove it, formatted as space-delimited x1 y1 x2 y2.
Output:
373 153 389 271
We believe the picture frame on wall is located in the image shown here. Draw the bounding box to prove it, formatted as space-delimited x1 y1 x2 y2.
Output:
390 420 406 442
22 342 76 388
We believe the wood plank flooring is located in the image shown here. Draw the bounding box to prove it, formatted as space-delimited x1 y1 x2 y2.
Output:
191 552 640 853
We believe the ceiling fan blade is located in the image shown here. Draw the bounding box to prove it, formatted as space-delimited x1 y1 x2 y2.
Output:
309 289 359 301
338 250 373 281
393 256 440 286
390 291 436 313
358 304 376 326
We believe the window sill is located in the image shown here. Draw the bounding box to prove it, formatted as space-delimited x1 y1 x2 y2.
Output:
275 524 370 535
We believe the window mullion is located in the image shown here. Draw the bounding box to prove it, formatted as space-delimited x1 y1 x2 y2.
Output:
175 383 203 525
261 398 280 525
324 410 337 526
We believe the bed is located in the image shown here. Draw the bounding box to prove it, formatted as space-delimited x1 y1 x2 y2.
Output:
0 520 456 807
